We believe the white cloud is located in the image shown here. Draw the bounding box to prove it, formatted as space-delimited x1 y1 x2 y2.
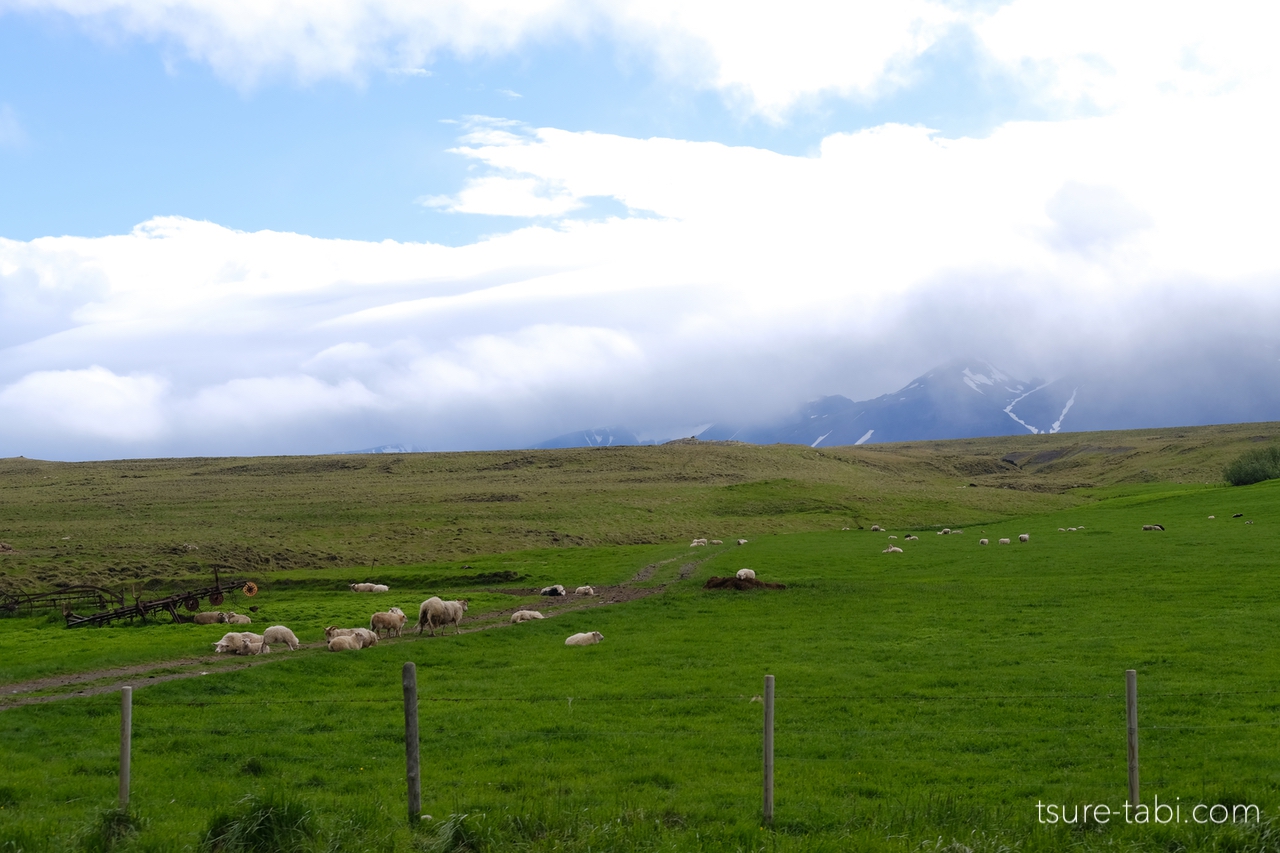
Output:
0 104 27 148
4 76 1280 457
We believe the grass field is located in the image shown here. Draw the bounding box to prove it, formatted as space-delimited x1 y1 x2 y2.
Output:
3 426 1280 852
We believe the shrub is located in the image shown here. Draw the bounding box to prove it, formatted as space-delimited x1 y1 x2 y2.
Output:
1223 445 1280 486
201 795 316 853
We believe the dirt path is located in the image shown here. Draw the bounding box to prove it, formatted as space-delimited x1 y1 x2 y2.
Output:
0 554 711 709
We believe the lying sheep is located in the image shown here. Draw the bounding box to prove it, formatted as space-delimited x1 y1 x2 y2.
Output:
574 586 596 595
262 625 300 651
1142 524 1164 531
226 612 251 625
565 631 604 646
904 535 919 541
939 528 951 535
370 606 407 638
415 597 469 636
193 611 227 625
736 568 756 580
325 626 379 648
213 632 269 655
328 635 362 651
540 584 567 597
1018 534 1030 543
998 538 1011 545
690 538 708 547
349 582 390 593
737 539 748 545
882 546 903 553
888 535 897 540
710 539 723 545
511 610 544 623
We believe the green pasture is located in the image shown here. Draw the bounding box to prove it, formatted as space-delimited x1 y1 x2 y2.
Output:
3 472 1280 851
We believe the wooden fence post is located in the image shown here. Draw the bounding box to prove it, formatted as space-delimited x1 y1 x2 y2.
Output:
403 662 421 825
1126 669 1139 807
119 686 132 809
763 674 775 824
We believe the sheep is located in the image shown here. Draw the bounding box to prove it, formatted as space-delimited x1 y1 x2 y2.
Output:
1142 524 1164 531
226 612 252 625
870 525 882 532
952 529 963 534
979 538 989 545
1059 528 1066 532
690 538 708 547
1067 527 1077 532
370 606 407 638
887 535 897 539
328 635 362 651
904 535 919 541
1208 515 1215 519
710 539 723 545
324 626 378 647
1018 534 1030 543
193 611 227 625
998 538 1011 545
213 632 247 654
940 528 951 535
565 631 604 646
240 635 270 655
510 610 545 623
540 584 567 597
415 597 468 636
736 568 756 580
262 625 299 650
882 546 903 553
737 539 748 545
574 586 596 595
349 582 390 593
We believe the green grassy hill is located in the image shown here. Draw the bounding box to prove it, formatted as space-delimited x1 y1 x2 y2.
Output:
3 425 1280 852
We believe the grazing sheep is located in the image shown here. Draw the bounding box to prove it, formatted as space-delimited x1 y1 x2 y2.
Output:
736 568 756 580
690 538 708 547
262 625 299 650
193 611 227 625
941 528 951 535
510 610 545 623
870 525 882 532
737 539 748 544
1018 534 1030 543
226 612 252 625
328 635 361 651
565 631 604 646
979 538 989 545
710 539 723 545
1142 524 1165 531
998 538 1011 545
540 584 567 597
882 546 903 554
370 607 407 638
1068 527 1077 532
415 597 468 636
574 586 596 595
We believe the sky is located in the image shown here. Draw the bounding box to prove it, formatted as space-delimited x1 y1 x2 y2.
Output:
2 0 1280 459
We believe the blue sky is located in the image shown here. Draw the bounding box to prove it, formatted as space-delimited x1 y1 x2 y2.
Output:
2 1 1279 459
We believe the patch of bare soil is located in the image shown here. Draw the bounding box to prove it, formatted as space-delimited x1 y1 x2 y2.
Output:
703 576 786 591
2 554 715 708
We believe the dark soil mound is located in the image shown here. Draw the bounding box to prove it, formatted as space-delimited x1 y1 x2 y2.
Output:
703 576 786 591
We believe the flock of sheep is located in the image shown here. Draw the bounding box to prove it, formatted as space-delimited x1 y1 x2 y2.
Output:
204 578 607 656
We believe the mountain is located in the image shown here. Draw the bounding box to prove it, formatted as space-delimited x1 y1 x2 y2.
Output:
534 426 649 449
336 444 423 454
701 358 1067 447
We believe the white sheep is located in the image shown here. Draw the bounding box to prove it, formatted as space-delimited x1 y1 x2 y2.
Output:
710 539 723 545
213 631 269 655
510 610 545 623
262 625 299 650
690 538 708 547
540 584 567 597
193 612 227 625
888 535 897 540
1059 528 1066 532
998 538 1011 545
870 525 882 532
1018 534 1030 543
736 568 756 580
213 632 247 654
370 607 407 638
1142 524 1164 531
328 635 361 651
415 597 468 636
226 612 251 625
905 535 919 541
565 631 604 646
979 538 989 545
350 582 389 593
882 546 903 553
574 586 596 595
737 539 748 545
324 626 379 647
